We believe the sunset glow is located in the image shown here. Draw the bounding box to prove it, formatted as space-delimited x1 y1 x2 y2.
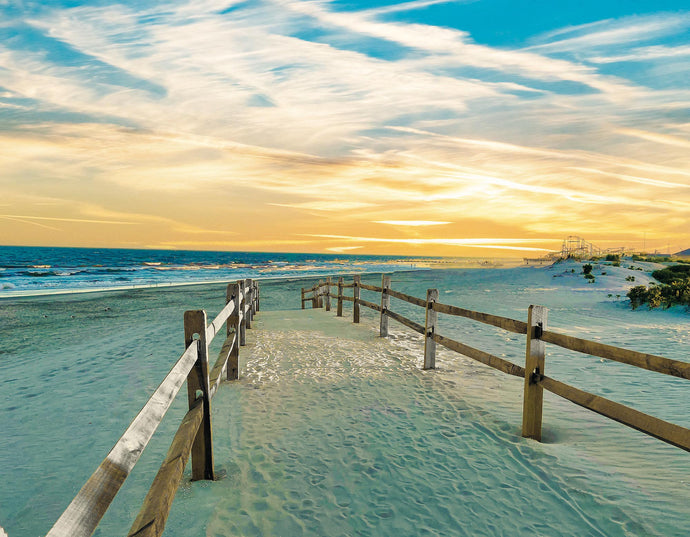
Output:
1 1 689 256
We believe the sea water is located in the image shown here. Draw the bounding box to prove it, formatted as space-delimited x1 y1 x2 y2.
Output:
0 259 688 536
0 246 431 296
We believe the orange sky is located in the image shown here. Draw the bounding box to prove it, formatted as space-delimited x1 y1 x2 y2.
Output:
2 1 689 257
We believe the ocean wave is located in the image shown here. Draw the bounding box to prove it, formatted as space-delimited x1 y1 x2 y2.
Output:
18 270 65 277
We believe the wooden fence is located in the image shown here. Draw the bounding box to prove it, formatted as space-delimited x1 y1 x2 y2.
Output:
301 275 690 452
46 279 260 537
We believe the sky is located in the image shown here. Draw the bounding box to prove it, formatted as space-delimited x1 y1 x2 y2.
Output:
1 0 689 257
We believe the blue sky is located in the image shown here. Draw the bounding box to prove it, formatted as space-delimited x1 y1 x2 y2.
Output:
1 0 689 254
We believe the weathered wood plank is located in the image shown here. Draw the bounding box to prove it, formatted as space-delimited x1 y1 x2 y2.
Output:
184 310 214 481
209 333 236 399
358 298 382 312
385 309 425 335
45 343 198 537
432 333 526 378
424 289 438 370
337 277 344 317
341 295 354 302
342 283 355 289
244 280 253 328
432 302 528 335
227 283 240 380
127 400 204 537
238 280 247 346
205 300 236 344
540 375 690 452
255 281 260 312
380 275 391 337
353 275 361 323
540 330 690 380
522 306 548 441
359 283 382 292
387 288 426 308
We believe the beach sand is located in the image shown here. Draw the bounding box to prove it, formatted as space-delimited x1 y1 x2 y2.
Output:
1 262 688 536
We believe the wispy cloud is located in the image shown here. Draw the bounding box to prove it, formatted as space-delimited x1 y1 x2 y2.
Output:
305 234 553 252
0 1 688 254
374 221 452 226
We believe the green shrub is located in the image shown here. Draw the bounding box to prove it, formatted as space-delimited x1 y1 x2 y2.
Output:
625 275 635 282
652 264 690 284
627 285 648 310
582 263 593 275
584 273 595 281
605 254 621 262
627 278 690 310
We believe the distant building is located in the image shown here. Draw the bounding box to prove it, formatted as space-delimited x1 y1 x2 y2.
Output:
674 248 690 257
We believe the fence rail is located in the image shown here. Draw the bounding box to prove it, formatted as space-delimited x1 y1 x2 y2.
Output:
301 275 690 452
46 280 260 537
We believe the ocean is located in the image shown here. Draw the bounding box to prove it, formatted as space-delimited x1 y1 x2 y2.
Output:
0 248 688 536
0 246 428 297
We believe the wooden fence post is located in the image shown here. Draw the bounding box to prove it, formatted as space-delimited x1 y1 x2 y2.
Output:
325 276 331 311
184 310 215 481
317 281 324 308
380 275 391 337
301 288 305 309
238 279 247 346
255 281 260 312
227 283 240 380
245 279 253 329
423 289 438 369
522 305 548 441
337 277 344 317
353 275 361 323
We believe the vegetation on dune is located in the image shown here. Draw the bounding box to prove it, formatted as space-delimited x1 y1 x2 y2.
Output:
627 264 690 310
651 264 690 284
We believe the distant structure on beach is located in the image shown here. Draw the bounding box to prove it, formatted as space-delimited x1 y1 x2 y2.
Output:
674 248 690 257
524 235 627 265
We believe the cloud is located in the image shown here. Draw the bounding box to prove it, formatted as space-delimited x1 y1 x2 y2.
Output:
527 14 690 53
0 214 136 224
374 221 452 226
271 201 377 211
305 234 553 252
1 1 689 253
616 127 690 149
588 44 690 63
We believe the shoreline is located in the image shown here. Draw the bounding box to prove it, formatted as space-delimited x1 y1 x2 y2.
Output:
0 261 524 300
0 267 433 300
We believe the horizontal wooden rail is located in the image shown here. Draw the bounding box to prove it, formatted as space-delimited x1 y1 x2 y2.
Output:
540 375 690 452
433 302 527 335
540 330 690 380
46 342 199 537
388 288 426 308
127 399 204 537
385 309 425 335
209 333 237 399
433 333 526 378
342 283 355 289
300 274 689 453
359 283 382 292
357 298 382 312
206 300 236 342
341 295 354 302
